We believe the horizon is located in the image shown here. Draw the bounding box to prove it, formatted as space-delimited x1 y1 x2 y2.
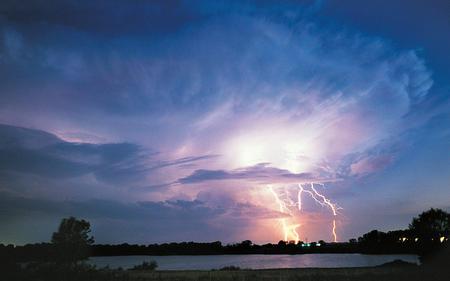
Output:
3 207 432 247
0 0 449 246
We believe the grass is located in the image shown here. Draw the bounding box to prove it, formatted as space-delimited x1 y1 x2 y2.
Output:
2 262 448 281
127 267 447 281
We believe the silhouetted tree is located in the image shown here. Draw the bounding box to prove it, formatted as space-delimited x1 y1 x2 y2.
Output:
358 230 386 245
240 240 253 248
409 208 450 241
277 240 287 247
51 217 94 263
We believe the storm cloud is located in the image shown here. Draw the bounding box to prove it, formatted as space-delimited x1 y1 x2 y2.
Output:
0 0 448 244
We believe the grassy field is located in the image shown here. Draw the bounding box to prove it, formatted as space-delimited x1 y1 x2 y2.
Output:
4 262 448 281
125 267 446 281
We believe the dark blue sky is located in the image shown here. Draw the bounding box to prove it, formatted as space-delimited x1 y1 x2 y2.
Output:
0 0 449 244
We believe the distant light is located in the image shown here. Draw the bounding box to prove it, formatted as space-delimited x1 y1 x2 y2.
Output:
414 238 419 242
401 237 407 242
440 237 445 243
316 243 321 247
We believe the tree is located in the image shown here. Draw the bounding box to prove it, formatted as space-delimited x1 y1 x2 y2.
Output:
240 240 253 248
277 240 287 247
409 208 450 241
358 230 386 245
51 217 94 263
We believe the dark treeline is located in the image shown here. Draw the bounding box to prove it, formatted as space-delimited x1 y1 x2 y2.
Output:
2 230 447 261
88 236 418 256
91 240 361 256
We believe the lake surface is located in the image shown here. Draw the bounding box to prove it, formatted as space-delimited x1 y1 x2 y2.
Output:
88 254 419 270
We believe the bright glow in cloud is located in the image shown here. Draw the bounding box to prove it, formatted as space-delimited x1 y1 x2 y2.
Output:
157 17 434 242
224 128 317 174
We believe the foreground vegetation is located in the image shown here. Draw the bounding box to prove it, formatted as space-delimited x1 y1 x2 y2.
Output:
126 267 449 281
1 262 449 281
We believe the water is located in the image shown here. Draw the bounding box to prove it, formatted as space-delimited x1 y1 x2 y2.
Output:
88 254 419 270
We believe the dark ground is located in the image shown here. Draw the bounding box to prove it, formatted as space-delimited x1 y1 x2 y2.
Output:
1 262 449 281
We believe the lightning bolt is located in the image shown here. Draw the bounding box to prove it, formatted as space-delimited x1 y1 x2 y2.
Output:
309 183 340 216
269 182 342 243
300 183 341 242
269 186 289 241
290 223 301 243
332 219 337 243
308 183 341 242
268 186 301 243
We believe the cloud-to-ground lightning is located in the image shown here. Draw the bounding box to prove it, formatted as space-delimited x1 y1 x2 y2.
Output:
268 186 301 243
332 220 337 243
269 183 342 243
309 183 341 242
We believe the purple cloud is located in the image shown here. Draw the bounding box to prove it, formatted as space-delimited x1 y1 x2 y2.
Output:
178 163 336 185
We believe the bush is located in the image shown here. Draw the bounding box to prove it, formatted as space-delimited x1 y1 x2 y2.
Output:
2 261 129 281
219 265 241 271
130 261 158 271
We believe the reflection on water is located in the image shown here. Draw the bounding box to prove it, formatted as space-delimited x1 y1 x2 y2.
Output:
88 254 419 270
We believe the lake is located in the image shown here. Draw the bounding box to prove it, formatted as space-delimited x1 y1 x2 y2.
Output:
88 254 419 270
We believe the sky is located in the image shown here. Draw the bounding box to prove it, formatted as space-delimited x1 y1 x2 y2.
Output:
0 0 449 245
